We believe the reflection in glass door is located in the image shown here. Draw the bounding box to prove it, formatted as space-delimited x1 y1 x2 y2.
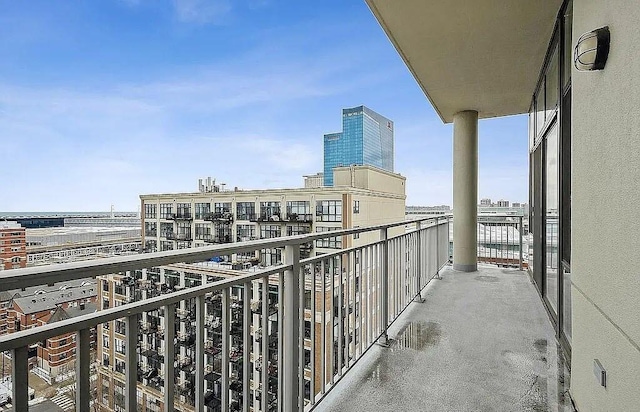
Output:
545 123 559 315
532 146 543 289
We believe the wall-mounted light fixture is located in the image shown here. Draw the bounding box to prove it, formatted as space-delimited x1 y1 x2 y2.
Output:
574 26 610 71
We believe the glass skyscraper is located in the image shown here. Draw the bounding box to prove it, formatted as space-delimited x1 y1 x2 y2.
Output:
323 106 394 186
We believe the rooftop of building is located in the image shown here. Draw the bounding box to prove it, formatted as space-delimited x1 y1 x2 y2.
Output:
141 165 406 199
10 281 97 315
26 226 140 236
45 301 98 323
0 222 23 230
0 279 96 303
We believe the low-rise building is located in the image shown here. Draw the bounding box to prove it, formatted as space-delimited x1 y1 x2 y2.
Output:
0 222 26 270
2 280 98 383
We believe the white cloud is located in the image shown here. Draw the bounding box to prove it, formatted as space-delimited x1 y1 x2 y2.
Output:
172 0 232 24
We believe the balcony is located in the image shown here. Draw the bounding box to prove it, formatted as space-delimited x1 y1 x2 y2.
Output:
166 232 193 241
315 263 571 411
202 235 232 244
168 212 193 221
0 215 566 412
285 213 313 223
204 212 234 223
256 211 284 223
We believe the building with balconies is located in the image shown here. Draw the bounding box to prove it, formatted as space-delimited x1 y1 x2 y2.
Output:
141 165 406 266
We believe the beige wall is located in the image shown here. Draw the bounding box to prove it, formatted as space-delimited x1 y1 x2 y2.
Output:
333 165 406 196
571 0 640 410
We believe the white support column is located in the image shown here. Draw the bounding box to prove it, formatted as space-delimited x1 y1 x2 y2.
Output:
453 110 478 272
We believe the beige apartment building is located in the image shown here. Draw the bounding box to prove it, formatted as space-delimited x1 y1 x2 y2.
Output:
139 165 405 262
96 165 406 411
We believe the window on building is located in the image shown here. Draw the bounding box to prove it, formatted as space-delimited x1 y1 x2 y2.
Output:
316 200 342 222
159 203 173 219
115 359 125 374
286 201 311 220
353 200 360 214
237 225 256 241
260 225 281 239
176 203 191 218
287 224 310 236
144 222 157 237
144 203 157 219
236 202 256 220
195 223 211 240
353 226 360 240
315 227 342 249
260 202 281 220
145 240 157 253
115 339 125 355
194 202 210 220
214 202 231 213
176 222 191 239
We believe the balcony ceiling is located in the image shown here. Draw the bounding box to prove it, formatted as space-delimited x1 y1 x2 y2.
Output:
365 0 563 123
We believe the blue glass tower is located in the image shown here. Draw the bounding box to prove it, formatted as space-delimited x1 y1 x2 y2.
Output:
323 106 394 186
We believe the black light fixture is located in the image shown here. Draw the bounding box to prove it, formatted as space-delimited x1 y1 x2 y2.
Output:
574 26 610 71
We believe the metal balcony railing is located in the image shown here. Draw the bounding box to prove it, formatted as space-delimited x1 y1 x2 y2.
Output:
166 232 193 242
285 213 314 223
168 212 193 221
0 216 449 412
476 215 526 269
204 212 234 223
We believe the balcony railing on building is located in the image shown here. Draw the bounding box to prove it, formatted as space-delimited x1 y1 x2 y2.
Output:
167 212 193 221
204 212 234 223
285 213 313 223
0 216 450 412
166 232 193 242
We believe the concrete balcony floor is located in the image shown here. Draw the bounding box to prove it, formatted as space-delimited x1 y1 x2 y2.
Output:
316 264 574 412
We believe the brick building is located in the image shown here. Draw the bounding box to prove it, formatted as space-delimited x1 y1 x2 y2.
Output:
0 221 26 270
2 280 98 383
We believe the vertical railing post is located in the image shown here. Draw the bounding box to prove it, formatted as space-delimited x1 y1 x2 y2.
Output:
435 217 443 279
283 243 301 412
242 282 251 412
11 346 29 411
447 216 452 263
414 221 424 301
163 304 176 412
76 328 91 412
379 227 389 346
260 277 269 412
222 289 230 412
195 295 205 411
125 314 139 412
519 215 524 270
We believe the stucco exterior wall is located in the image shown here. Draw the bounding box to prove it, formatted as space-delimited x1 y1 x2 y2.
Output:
571 0 640 410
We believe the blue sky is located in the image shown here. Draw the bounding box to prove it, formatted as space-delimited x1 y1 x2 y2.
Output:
0 0 528 212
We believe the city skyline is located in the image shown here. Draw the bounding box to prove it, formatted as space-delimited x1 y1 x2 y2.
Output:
0 1 528 212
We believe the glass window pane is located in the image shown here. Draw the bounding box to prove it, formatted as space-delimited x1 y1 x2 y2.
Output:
546 47 559 120
545 123 559 315
535 84 545 138
563 0 573 89
529 109 535 150
563 266 572 342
